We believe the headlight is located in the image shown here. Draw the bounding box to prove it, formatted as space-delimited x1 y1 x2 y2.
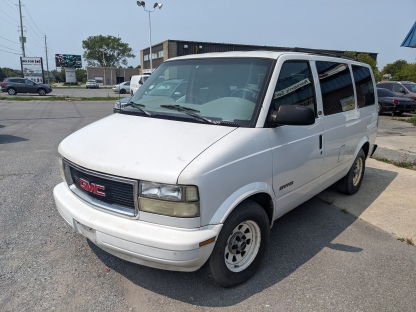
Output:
138 181 200 218
58 157 65 182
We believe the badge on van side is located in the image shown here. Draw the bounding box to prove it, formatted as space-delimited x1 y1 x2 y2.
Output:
279 181 293 191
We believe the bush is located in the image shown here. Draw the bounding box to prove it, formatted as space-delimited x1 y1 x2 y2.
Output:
63 82 79 86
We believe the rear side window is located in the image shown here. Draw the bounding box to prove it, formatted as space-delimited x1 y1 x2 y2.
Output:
272 61 316 115
378 83 393 91
352 65 375 108
316 61 355 115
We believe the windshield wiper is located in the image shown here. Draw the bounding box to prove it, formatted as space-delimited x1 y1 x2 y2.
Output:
160 104 215 124
121 101 152 116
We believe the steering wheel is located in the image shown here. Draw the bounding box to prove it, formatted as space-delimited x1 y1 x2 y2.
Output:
230 88 256 100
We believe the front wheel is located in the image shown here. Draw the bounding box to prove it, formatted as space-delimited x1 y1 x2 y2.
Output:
337 149 366 195
206 200 270 287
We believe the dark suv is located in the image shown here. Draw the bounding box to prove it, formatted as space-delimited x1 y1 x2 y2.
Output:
376 81 416 100
1 78 53 96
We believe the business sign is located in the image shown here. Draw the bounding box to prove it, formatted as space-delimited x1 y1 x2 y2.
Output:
65 68 76 83
20 57 44 83
55 54 82 68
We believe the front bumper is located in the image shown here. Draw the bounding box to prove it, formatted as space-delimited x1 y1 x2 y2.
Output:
383 104 416 112
54 182 221 272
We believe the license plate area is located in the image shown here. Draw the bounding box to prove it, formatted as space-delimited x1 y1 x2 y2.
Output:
74 220 97 244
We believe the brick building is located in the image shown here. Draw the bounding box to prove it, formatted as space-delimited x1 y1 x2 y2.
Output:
86 67 141 86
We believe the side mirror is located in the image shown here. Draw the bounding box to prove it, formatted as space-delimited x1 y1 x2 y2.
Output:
269 105 315 127
139 80 143 85
400 89 406 94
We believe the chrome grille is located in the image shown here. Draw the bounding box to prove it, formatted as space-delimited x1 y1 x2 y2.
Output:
63 159 138 217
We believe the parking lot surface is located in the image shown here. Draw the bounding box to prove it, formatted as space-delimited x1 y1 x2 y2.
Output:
0 101 415 311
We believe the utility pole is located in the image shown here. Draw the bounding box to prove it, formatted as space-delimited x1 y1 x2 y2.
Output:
18 0 25 57
44 35 49 83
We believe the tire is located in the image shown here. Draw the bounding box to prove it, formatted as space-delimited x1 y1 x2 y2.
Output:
120 89 126 94
378 103 383 115
7 88 16 95
337 149 366 195
130 91 133 96
86 87 88 89
38 89 46 96
206 200 270 287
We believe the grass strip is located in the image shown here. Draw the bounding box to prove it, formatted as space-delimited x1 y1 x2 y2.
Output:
372 155 416 170
391 116 416 126
0 96 118 101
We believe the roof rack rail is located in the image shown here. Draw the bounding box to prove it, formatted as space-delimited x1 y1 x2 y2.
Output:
289 47 356 61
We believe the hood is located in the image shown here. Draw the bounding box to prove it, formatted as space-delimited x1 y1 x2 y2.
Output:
58 114 236 184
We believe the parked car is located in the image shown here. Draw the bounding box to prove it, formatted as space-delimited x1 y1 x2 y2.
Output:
1 78 52 96
54 51 378 287
112 81 130 94
376 88 416 115
377 81 416 100
130 74 150 95
86 79 99 89
113 96 131 113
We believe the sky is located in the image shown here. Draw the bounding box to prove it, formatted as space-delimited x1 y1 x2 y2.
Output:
0 0 415 71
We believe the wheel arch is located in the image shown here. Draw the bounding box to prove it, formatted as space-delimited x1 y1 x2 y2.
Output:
208 182 275 227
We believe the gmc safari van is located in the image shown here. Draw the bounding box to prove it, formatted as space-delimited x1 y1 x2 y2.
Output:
54 51 378 287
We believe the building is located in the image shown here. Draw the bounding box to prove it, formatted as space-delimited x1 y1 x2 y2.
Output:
140 39 378 72
86 67 141 86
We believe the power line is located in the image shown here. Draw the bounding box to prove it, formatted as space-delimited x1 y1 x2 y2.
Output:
27 37 43 49
0 15 18 26
25 46 35 56
0 48 20 55
23 16 43 38
22 4 43 35
25 27 44 46
0 7 18 23
2 0 19 13
0 35 20 44
0 43 20 52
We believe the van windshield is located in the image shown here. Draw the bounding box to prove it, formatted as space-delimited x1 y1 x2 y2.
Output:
126 58 273 127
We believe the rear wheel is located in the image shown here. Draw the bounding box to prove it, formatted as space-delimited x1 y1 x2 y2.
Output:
378 103 383 115
38 89 46 96
206 200 270 287
337 149 366 195
7 88 16 95
120 89 126 94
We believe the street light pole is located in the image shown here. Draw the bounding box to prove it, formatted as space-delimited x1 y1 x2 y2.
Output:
137 1 163 73
100 48 106 86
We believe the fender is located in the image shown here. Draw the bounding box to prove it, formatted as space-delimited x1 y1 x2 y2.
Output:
353 136 370 162
208 182 276 226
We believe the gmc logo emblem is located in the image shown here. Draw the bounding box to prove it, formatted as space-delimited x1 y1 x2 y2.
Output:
79 178 105 197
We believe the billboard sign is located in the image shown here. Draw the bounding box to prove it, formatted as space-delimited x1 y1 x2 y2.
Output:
20 57 44 83
55 54 82 68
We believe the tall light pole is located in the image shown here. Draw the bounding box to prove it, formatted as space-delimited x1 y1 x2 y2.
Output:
136 1 163 73
100 48 106 85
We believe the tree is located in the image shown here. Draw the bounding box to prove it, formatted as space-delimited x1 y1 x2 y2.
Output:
381 60 408 78
0 68 3 81
82 35 135 67
75 69 87 83
394 63 416 82
1 67 19 78
344 51 381 82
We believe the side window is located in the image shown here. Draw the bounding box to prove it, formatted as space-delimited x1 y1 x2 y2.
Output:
379 83 393 91
18 79 26 83
272 61 316 115
352 65 375 108
316 61 355 115
392 84 404 92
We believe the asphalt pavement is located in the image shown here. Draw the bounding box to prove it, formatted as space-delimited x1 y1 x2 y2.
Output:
0 101 415 311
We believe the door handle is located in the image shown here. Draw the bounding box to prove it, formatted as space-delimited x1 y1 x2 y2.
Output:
319 135 322 150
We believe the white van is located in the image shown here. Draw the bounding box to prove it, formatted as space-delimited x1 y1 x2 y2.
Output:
130 74 150 95
54 51 378 287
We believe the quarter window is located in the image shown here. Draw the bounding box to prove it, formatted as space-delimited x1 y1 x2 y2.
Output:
272 61 316 115
316 61 355 115
352 65 375 108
